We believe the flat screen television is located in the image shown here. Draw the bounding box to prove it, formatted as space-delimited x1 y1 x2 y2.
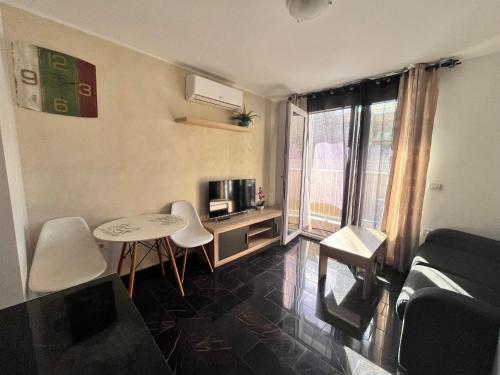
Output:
209 179 256 218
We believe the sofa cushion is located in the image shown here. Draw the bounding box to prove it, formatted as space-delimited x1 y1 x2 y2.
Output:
396 264 500 319
412 242 500 292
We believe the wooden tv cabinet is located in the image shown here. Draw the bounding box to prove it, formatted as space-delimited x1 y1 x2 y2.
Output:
203 207 282 268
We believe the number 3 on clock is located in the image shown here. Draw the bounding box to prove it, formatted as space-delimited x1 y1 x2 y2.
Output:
78 83 92 97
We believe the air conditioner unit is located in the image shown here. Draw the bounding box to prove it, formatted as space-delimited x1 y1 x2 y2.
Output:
186 74 243 111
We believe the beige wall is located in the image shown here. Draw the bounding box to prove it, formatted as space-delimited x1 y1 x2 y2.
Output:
0 6 30 308
1 5 278 274
421 52 500 241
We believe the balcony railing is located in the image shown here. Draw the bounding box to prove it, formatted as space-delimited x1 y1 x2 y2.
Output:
288 168 389 234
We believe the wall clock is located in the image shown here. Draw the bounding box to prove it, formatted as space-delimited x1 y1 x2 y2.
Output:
12 42 97 118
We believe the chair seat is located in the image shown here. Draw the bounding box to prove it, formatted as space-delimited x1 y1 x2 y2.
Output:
29 217 107 293
170 226 213 248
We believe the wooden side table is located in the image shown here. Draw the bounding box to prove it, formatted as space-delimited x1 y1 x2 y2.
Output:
319 225 387 300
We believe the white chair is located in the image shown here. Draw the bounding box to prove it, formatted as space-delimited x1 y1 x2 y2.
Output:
170 201 214 282
29 217 107 293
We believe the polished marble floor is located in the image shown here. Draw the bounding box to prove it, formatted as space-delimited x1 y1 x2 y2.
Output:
127 237 406 375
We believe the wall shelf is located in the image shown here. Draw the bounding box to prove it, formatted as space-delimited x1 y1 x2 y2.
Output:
175 116 252 133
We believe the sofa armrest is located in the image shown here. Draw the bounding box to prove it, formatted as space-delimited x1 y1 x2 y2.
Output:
425 229 500 261
399 288 500 375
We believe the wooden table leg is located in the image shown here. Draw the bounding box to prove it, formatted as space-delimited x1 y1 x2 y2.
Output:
181 248 188 283
362 261 374 300
156 239 165 276
201 245 214 273
318 249 328 281
164 237 185 297
117 242 127 275
128 242 138 297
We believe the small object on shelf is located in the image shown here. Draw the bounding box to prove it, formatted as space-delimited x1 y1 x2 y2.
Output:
231 106 259 127
256 186 265 210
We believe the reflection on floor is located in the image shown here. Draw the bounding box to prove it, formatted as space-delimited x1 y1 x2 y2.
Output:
128 237 405 374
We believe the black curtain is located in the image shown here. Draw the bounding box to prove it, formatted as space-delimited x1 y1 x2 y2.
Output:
306 76 400 113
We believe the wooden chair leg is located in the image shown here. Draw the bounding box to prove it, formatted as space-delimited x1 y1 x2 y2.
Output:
128 242 138 297
164 237 185 297
181 248 188 283
117 242 127 275
200 244 214 273
156 239 165 276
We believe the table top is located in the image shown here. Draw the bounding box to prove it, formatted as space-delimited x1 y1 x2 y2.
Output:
320 225 387 260
93 213 187 242
0 274 172 375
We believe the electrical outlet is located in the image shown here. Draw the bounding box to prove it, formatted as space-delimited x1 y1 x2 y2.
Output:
429 183 443 191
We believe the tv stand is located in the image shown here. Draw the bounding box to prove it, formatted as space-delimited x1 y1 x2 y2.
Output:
203 207 282 268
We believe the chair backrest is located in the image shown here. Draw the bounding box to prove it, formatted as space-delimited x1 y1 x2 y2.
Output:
171 200 203 231
29 217 107 293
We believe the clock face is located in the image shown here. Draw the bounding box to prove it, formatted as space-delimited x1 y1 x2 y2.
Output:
12 42 97 117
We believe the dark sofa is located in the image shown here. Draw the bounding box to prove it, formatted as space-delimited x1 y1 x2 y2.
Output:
396 229 500 375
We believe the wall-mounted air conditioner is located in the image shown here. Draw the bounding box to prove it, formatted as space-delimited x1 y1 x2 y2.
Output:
186 74 243 111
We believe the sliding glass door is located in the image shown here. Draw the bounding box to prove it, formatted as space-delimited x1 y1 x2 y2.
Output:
303 107 352 237
282 103 308 244
355 99 398 229
282 80 400 241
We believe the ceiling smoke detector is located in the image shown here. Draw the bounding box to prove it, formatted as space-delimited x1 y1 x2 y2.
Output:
286 0 333 22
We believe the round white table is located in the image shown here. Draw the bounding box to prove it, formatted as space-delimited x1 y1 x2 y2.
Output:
94 214 188 297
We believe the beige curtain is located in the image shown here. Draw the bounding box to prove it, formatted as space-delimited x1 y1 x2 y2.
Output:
381 64 440 272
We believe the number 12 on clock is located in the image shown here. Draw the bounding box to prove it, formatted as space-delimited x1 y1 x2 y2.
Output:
12 42 98 118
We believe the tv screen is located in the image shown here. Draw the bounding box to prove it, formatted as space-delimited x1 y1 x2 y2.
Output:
209 179 256 218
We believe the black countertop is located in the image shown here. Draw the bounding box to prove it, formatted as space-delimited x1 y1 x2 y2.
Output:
0 274 172 374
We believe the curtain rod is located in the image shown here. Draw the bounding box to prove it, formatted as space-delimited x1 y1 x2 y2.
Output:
296 57 461 98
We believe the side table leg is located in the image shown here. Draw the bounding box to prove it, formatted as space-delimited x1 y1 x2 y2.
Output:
362 262 374 300
128 242 138 297
318 251 328 281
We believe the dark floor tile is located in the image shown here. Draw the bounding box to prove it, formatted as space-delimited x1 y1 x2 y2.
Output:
277 314 321 347
227 362 257 375
166 330 212 375
131 237 403 375
250 256 275 270
246 294 289 324
199 293 245 321
183 281 231 311
244 342 299 375
155 326 183 359
212 271 245 291
211 314 260 355
294 349 344 375
229 262 267 284
265 287 315 316
234 271 284 300
237 309 282 340
262 333 307 366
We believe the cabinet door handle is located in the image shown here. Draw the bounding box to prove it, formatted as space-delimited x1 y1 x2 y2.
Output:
245 233 249 245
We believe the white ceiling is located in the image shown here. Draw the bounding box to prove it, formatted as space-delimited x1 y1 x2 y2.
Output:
5 0 500 98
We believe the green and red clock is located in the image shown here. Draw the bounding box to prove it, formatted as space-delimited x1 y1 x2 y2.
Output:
12 42 97 117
